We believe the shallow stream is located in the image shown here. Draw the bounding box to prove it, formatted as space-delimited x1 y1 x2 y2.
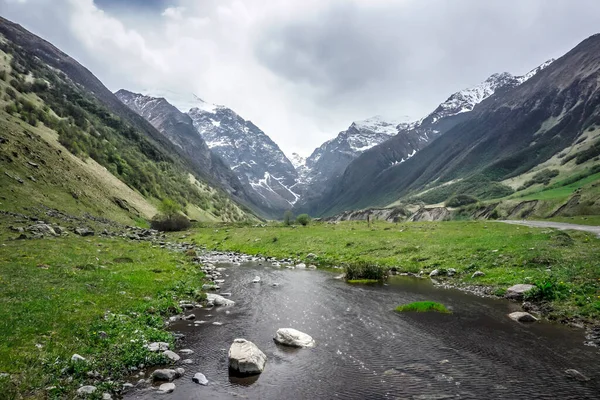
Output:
128 261 600 399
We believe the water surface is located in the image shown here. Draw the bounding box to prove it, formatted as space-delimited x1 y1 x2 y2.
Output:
128 262 600 399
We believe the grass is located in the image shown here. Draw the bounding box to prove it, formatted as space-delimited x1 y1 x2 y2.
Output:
347 279 380 284
395 301 450 313
0 219 204 399
190 220 600 321
514 171 600 201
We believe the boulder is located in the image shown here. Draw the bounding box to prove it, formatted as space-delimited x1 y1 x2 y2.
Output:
564 369 590 381
206 293 235 307
146 342 169 352
295 263 307 269
228 338 267 375
163 350 181 362
27 223 57 237
429 269 440 277
508 312 537 323
74 227 94 237
505 284 535 300
274 328 315 348
158 382 176 394
76 386 97 396
447 268 456 277
192 372 209 386
152 369 177 382
175 368 185 378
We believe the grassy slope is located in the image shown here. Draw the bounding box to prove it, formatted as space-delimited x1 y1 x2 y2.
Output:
0 219 204 399
191 221 600 320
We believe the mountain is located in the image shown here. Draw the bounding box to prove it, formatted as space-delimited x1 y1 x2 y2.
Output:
307 55 568 215
0 16 253 223
114 90 248 199
187 101 299 212
292 116 405 201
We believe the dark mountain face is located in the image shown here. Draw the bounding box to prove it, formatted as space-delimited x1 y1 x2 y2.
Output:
187 103 298 212
311 36 600 216
0 17 254 222
115 90 244 197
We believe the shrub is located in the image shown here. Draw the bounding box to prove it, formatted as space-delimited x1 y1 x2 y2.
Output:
523 277 568 302
150 214 191 232
283 210 294 226
0 69 6 81
345 261 387 281
445 194 478 207
517 169 560 191
296 214 311 226
4 86 16 99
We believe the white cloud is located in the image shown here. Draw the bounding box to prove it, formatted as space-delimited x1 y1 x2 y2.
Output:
2 0 600 157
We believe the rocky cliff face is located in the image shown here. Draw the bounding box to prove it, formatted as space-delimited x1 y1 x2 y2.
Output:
187 100 299 212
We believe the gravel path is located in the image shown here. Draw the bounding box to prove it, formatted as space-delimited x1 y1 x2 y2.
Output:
500 220 600 237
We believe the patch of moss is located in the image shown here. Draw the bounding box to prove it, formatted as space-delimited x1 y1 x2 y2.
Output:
395 301 450 313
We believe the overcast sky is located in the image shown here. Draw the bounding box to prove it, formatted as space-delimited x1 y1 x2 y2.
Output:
2 0 600 156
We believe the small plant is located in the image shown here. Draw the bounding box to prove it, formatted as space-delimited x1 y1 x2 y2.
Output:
296 214 311 226
283 210 294 226
524 277 568 301
345 261 387 281
395 301 450 313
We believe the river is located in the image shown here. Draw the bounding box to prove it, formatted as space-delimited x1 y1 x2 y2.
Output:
127 260 600 399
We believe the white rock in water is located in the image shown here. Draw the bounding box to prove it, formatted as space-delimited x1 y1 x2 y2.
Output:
152 369 177 382
274 328 315 348
206 293 235 307
192 372 209 385
252 276 261 283
158 382 175 394
163 350 181 362
508 311 538 323
295 263 306 269
228 339 267 375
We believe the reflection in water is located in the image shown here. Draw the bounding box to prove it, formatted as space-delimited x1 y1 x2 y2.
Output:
127 263 600 400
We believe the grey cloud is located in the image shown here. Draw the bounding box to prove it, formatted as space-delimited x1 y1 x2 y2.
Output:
253 0 600 118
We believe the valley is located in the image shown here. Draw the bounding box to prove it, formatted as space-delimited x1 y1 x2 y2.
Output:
1 6 600 400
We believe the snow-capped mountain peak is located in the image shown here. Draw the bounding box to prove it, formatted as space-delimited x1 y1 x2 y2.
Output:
289 153 307 169
351 115 410 135
191 94 220 113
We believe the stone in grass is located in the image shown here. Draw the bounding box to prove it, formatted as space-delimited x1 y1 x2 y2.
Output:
505 284 535 300
158 382 176 394
471 271 485 278
146 342 169 352
163 350 181 362
71 354 86 362
564 369 590 381
76 385 97 396
152 369 177 382
508 312 537 323
192 372 209 386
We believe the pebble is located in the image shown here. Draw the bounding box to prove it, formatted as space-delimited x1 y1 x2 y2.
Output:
158 382 176 394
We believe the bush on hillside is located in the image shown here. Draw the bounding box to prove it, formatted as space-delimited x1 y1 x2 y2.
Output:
445 194 478 207
517 169 559 191
296 214 311 226
150 198 191 232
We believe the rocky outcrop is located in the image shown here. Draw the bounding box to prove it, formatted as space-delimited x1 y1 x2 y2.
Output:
325 207 409 223
274 328 315 348
408 207 451 222
228 339 267 375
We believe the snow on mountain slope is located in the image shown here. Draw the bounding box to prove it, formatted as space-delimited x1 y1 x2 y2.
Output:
187 102 299 210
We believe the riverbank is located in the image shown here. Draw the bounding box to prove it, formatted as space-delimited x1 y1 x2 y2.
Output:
190 220 600 324
0 214 207 399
